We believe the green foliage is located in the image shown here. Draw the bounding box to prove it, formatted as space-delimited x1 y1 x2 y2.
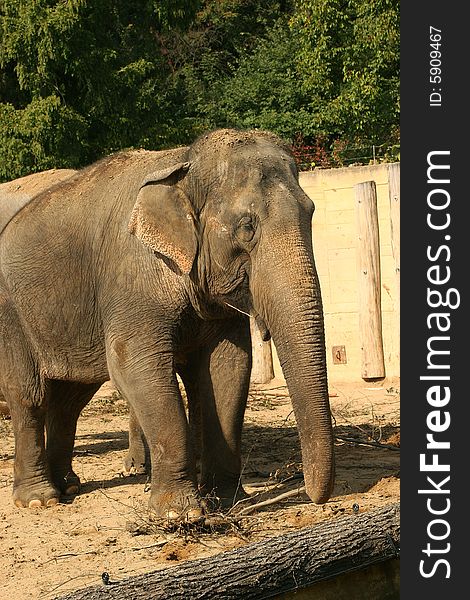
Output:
0 96 88 180
0 0 199 180
175 0 399 165
204 23 312 136
0 0 399 181
160 1 292 137
290 0 400 145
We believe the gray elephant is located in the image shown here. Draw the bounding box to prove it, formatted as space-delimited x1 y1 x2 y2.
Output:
0 169 78 418
0 129 334 519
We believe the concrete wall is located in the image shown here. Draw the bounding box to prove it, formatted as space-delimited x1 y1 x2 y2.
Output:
270 163 400 384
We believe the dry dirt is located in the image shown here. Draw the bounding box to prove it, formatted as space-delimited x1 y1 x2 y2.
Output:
0 379 400 599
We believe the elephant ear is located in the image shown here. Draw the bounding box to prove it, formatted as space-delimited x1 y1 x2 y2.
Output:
128 162 197 275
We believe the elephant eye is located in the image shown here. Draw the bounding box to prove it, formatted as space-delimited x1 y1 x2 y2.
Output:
236 216 255 242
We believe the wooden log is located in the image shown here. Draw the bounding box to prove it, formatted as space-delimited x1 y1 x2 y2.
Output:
250 319 274 384
355 181 385 379
57 503 400 600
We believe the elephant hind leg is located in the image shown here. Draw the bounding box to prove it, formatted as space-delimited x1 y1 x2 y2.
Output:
123 403 150 475
185 318 252 511
3 380 61 508
46 380 101 495
177 367 202 474
0 314 59 508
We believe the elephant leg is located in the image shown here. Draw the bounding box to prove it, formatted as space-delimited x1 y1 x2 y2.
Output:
177 367 202 471
0 314 59 508
3 378 61 508
8 400 61 508
46 381 101 495
189 318 252 510
107 343 201 521
123 404 150 475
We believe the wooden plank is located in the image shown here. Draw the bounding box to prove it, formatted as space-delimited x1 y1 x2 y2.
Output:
57 503 400 600
355 181 385 379
250 319 274 384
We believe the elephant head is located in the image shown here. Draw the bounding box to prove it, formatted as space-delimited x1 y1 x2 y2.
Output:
129 129 334 504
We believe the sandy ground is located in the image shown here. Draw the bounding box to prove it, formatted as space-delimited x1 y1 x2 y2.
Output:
0 379 399 599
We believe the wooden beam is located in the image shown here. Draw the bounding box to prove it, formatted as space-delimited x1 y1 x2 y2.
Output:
355 181 385 379
57 503 400 600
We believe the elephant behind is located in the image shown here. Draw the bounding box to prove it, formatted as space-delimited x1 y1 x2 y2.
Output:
0 169 77 418
0 129 334 519
0 168 77 233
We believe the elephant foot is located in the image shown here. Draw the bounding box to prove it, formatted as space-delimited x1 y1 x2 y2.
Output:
13 480 60 509
122 453 148 476
200 479 249 513
149 486 205 523
52 470 81 496
218 488 250 511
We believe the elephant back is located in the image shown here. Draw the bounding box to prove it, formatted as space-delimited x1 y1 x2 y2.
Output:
0 169 77 234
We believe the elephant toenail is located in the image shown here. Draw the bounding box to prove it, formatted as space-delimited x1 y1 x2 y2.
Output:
46 498 59 507
28 499 42 508
186 508 204 521
64 485 79 495
14 499 25 508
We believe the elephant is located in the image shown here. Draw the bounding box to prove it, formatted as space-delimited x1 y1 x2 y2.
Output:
0 169 78 418
0 128 334 519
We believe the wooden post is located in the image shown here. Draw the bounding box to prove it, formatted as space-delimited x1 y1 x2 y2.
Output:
355 181 385 379
250 319 274 384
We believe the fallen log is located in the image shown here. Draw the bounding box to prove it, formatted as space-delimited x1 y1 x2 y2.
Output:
57 502 399 600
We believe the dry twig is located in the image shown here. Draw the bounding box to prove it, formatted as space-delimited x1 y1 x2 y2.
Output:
335 435 399 451
235 485 307 516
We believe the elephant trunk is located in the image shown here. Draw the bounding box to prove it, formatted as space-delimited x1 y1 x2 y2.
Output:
252 226 334 504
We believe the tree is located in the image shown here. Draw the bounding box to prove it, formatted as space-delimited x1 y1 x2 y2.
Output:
0 0 199 181
188 0 399 165
291 0 400 157
160 1 294 137
0 0 399 181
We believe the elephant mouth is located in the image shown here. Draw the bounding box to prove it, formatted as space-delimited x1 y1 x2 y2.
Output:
222 303 271 342
217 281 271 341
218 293 271 342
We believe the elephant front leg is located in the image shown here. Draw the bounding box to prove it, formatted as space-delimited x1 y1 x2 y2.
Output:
108 349 202 521
190 319 252 510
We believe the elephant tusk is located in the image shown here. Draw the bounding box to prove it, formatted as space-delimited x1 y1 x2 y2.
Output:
222 302 271 342
223 301 252 318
